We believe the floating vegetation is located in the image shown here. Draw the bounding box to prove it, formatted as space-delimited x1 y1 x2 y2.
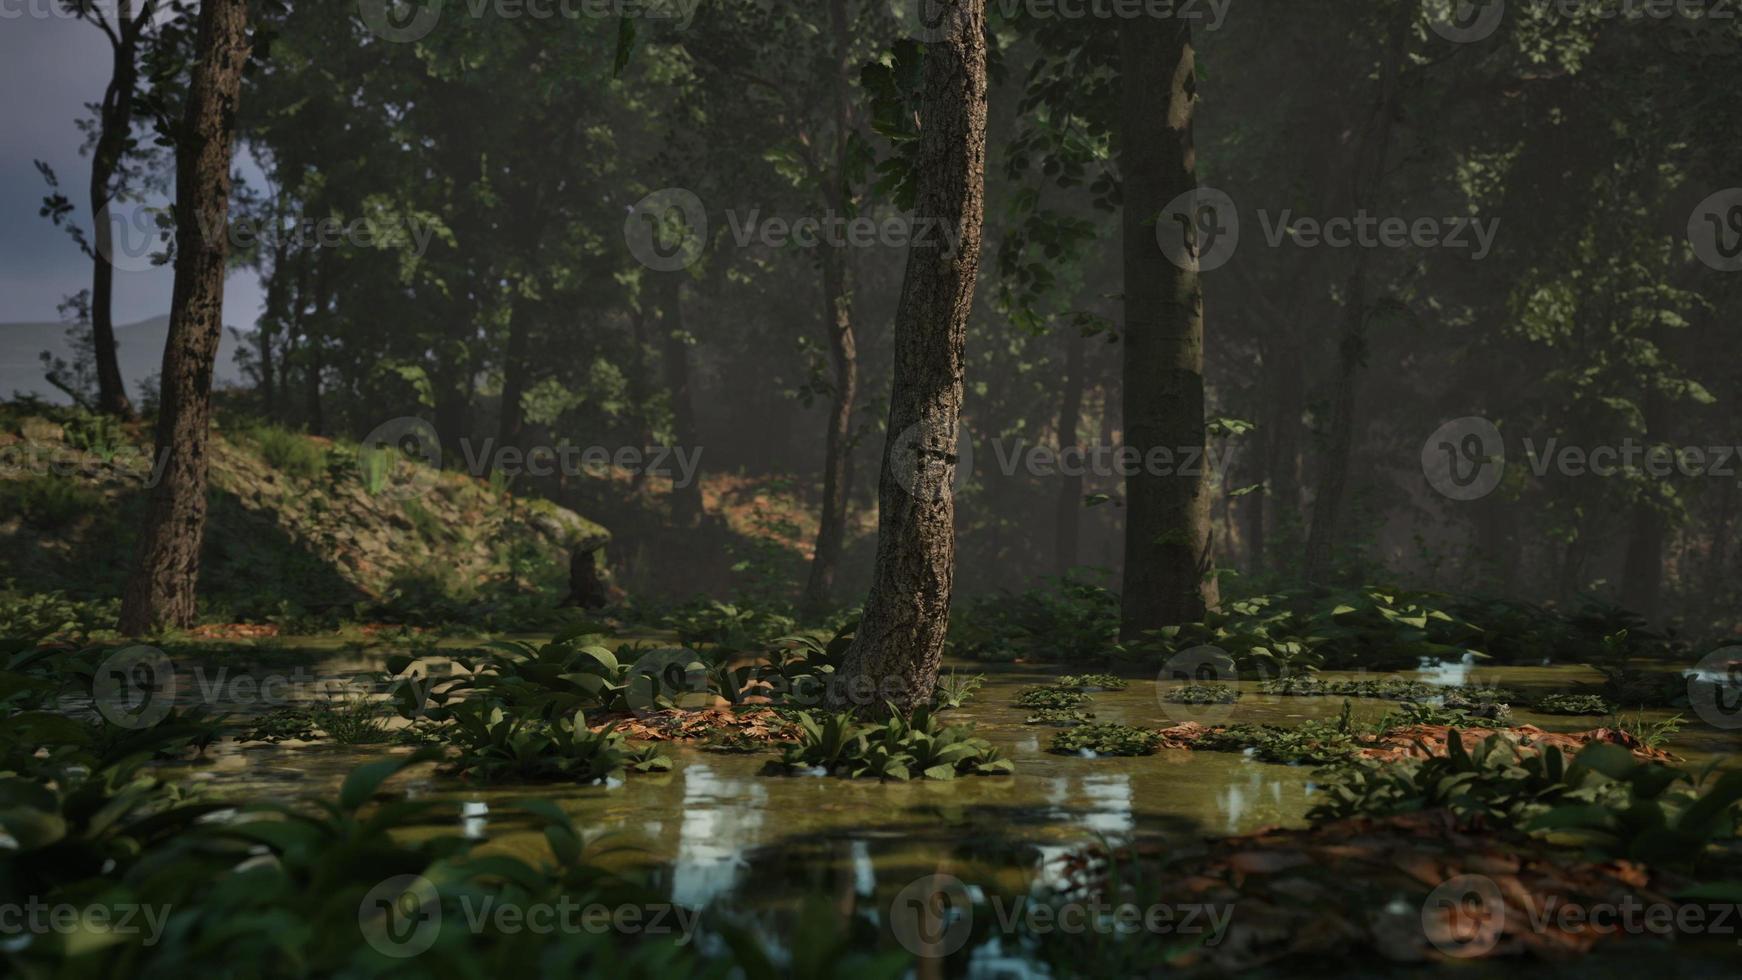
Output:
1532 693 1614 716
1163 683 1240 705
1024 707 1096 726
773 708 1013 780
1054 673 1128 691
1050 724 1163 756
1015 685 1092 709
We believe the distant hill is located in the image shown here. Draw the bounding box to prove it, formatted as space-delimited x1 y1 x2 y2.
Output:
0 315 245 405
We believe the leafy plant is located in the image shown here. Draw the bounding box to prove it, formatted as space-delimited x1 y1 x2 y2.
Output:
1533 693 1614 716
443 701 671 784
1025 707 1096 726
1015 686 1091 709
1310 734 1742 869
1055 673 1127 691
774 707 1011 780
1050 724 1163 756
931 668 984 709
1163 683 1239 705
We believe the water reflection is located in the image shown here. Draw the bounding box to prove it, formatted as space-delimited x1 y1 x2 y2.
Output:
670 762 768 908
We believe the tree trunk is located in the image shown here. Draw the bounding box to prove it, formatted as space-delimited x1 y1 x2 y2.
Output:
495 295 531 468
88 0 145 419
801 0 864 614
1301 3 1410 585
1117 15 1218 639
119 0 250 634
828 0 987 714
658 274 704 527
803 244 859 611
1054 323 1086 576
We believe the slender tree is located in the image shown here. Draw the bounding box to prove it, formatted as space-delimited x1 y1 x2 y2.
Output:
119 0 251 634
1117 14 1218 638
829 0 987 712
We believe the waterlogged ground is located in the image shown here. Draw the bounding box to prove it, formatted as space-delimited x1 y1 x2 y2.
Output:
107 635 1740 972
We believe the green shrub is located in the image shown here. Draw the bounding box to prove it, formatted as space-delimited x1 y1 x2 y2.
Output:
775 707 1013 780
1163 683 1240 705
249 425 327 480
0 475 103 528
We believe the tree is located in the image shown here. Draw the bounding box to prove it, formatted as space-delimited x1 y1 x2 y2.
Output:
119 0 251 634
35 1 179 418
829 0 988 713
1117 14 1217 638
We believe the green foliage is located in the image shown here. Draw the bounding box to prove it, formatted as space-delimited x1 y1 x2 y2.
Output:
1024 707 1096 726
774 707 1013 781
1050 724 1162 757
442 702 672 784
1194 721 1363 766
1310 735 1742 869
247 424 327 481
1258 675 1520 704
930 668 984 710
1054 673 1127 691
950 572 1122 663
1014 685 1091 709
1162 683 1240 705
0 585 118 642
0 475 104 529
61 410 127 459
1533 693 1614 716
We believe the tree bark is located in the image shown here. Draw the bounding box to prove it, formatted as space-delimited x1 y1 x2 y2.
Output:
1301 3 1410 585
801 0 864 614
1117 15 1218 639
1054 323 1086 576
828 0 987 714
658 274 704 527
88 0 150 419
119 0 250 634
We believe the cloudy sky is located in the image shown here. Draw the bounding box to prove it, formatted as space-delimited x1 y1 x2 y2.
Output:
0 9 264 327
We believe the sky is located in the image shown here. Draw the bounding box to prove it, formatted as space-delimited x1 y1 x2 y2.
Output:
0 9 265 328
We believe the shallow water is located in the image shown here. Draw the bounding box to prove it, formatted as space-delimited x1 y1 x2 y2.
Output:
140 638 1741 925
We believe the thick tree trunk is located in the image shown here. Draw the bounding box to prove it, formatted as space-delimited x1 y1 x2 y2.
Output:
828 0 987 714
1117 16 1218 639
89 0 145 419
801 0 864 614
658 274 704 527
118 0 250 634
1054 323 1086 576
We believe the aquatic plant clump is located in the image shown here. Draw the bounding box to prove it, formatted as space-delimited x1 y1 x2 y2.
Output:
1163 683 1240 705
1055 673 1128 691
1532 693 1614 716
773 708 1014 781
1024 707 1096 726
1015 686 1092 709
1049 724 1163 756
